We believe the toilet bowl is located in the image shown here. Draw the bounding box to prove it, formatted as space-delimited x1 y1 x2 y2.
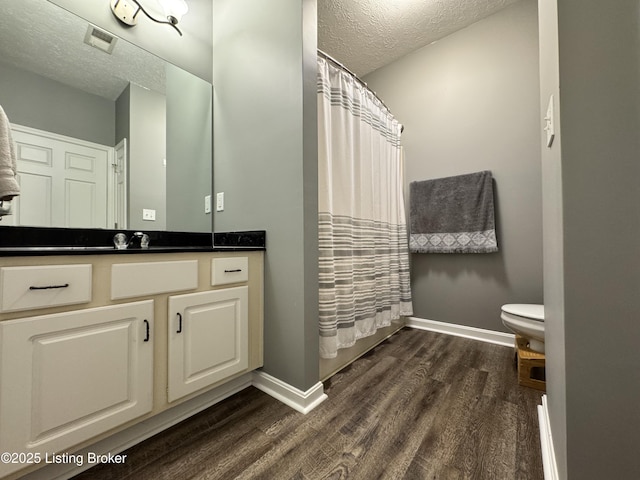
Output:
501 304 545 353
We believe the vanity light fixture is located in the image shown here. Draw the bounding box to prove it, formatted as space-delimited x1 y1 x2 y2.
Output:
110 0 188 36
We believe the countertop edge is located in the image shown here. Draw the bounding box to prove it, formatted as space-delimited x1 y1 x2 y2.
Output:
0 228 266 256
0 246 266 257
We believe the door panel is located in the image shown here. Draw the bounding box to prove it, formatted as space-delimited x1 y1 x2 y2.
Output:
168 287 248 402
10 125 113 228
0 301 153 478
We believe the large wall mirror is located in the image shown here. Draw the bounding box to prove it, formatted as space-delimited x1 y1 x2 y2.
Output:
0 0 213 233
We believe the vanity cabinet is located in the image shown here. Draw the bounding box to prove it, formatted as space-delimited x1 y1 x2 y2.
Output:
0 250 264 480
168 286 248 402
0 301 154 478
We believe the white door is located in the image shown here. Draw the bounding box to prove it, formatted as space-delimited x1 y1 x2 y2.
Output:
168 287 249 402
113 138 128 229
0 301 153 478
9 125 113 228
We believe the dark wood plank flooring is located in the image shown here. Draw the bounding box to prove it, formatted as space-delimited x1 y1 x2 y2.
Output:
73 328 544 480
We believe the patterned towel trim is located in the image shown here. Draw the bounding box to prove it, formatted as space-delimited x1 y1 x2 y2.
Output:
410 230 498 253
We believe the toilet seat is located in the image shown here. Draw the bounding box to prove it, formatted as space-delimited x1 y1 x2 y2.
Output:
501 304 545 353
501 304 544 322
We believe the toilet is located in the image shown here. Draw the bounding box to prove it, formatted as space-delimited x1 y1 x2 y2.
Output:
501 304 545 353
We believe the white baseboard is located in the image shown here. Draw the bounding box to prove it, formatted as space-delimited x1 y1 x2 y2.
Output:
406 316 515 347
538 394 559 480
252 371 328 415
22 369 328 479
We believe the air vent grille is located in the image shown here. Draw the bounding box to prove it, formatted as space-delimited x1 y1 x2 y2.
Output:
84 25 118 55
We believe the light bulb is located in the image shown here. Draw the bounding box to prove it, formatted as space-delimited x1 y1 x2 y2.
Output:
157 0 188 24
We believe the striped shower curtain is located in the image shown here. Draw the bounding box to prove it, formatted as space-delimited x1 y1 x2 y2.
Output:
318 55 413 359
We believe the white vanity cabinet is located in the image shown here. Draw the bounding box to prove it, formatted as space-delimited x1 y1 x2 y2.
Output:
168 286 248 402
0 250 263 480
0 301 154 478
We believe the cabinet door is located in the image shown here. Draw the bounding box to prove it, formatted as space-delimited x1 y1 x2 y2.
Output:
0 301 153 478
168 287 248 402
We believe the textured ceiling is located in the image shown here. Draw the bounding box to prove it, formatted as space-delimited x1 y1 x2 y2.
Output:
2 1 523 100
318 0 522 76
0 0 165 100
0 0 210 101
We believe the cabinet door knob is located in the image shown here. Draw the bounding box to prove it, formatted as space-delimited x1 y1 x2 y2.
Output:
177 312 183 333
143 319 150 342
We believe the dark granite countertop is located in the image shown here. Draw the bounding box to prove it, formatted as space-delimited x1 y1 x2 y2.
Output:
0 227 265 256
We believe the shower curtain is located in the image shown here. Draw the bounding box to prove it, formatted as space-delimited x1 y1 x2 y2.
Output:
318 55 413 359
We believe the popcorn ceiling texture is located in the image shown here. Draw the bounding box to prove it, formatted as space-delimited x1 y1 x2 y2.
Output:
0 0 167 100
2 0 522 100
318 0 521 76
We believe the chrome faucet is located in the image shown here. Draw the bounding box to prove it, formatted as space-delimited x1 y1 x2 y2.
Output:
112 232 150 249
0 199 12 219
127 231 145 249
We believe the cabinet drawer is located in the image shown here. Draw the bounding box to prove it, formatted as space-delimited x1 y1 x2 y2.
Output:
0 264 92 313
111 260 198 299
211 257 249 286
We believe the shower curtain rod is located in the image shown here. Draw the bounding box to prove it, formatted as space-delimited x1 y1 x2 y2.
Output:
317 49 404 133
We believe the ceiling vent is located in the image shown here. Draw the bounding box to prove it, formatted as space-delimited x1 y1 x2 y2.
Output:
84 25 118 54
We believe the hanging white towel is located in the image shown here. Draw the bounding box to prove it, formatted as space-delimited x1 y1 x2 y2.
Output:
0 105 20 201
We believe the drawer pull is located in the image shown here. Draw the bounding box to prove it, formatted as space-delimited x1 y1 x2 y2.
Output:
143 319 150 342
176 312 183 334
29 283 70 291
224 269 242 273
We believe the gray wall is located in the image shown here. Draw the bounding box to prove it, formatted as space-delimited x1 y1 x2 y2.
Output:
213 0 319 391
123 84 167 231
166 64 213 233
364 0 542 332
120 66 213 233
0 60 114 145
538 0 567 477
542 0 640 478
115 84 130 147
48 0 212 83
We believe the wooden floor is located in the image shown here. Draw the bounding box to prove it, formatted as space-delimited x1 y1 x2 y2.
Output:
73 329 544 480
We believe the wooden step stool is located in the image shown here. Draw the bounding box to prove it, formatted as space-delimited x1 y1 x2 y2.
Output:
515 335 546 391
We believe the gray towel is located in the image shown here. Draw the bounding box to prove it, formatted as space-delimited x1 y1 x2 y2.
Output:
409 171 498 253
0 106 20 201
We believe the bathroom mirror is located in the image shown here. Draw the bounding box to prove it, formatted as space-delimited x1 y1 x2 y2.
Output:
0 0 213 233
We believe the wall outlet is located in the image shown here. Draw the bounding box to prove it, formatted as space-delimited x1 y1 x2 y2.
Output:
204 195 212 214
142 208 156 221
216 192 224 212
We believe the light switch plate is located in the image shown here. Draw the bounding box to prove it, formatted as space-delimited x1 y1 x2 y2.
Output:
204 195 211 214
544 94 555 148
216 192 224 212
